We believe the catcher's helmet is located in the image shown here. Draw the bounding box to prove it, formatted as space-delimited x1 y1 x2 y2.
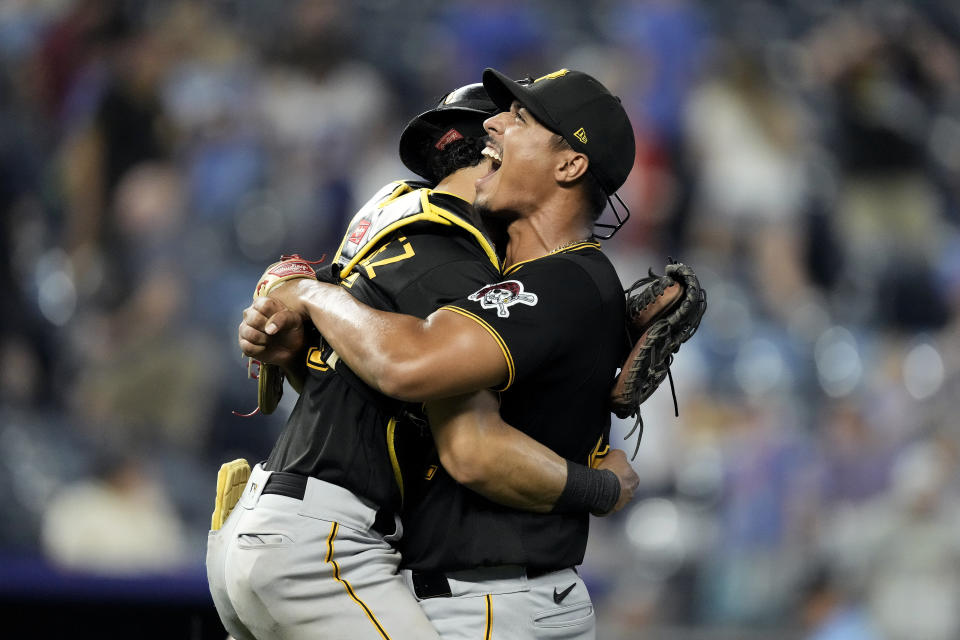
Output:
399 83 498 183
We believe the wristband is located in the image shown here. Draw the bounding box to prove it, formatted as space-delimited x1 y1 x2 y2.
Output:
552 459 621 515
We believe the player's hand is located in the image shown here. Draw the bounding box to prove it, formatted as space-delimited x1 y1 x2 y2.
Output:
265 277 310 318
595 449 639 515
238 297 305 368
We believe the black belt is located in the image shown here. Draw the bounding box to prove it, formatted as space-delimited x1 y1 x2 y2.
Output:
410 567 564 600
261 471 397 538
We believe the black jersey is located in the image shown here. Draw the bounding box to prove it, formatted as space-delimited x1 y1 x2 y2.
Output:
398 241 626 572
264 181 500 516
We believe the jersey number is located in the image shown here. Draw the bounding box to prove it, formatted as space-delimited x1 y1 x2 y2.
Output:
357 237 416 279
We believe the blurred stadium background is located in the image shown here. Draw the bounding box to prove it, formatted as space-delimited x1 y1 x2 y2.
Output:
2 0 960 637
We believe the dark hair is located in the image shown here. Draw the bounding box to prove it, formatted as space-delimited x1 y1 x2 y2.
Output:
424 135 486 184
551 135 607 220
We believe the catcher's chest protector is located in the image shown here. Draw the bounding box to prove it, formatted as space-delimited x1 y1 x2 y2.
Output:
333 181 500 279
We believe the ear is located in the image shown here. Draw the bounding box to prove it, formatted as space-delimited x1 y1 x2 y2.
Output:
554 150 589 185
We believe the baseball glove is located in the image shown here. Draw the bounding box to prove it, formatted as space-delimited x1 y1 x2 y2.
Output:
238 254 323 416
610 261 706 457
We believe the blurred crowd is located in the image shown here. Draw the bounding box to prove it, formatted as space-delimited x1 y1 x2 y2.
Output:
2 0 960 638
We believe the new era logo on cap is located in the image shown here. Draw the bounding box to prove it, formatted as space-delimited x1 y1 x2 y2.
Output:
573 127 588 144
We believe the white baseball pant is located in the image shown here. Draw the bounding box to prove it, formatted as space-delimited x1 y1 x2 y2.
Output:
206 464 440 640
403 565 596 639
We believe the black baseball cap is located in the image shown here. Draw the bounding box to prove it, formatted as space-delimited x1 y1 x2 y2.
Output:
399 83 498 183
482 68 636 195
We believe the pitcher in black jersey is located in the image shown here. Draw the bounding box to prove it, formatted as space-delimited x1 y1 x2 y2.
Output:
210 81 638 640
264 69 640 639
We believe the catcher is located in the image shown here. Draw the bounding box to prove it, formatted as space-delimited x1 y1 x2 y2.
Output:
253 68 705 639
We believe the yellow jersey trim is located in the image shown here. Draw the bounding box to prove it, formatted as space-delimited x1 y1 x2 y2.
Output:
376 182 416 209
503 240 601 276
420 189 500 271
438 305 515 392
325 522 392 640
386 417 404 505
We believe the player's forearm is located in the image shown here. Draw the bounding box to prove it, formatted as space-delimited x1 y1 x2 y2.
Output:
462 433 622 516
428 392 623 514
269 279 505 401
445 418 566 513
269 279 431 398
470 430 568 513
427 394 566 513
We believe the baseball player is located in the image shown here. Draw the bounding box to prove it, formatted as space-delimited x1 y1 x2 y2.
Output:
264 68 637 639
211 81 637 640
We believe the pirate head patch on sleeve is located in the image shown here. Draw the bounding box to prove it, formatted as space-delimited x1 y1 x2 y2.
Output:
468 280 538 317
442 254 617 392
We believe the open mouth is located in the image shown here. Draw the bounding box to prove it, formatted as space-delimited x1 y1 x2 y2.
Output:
478 145 502 182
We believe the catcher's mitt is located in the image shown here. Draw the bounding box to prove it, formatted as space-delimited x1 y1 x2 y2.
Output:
610 261 706 457
237 254 323 416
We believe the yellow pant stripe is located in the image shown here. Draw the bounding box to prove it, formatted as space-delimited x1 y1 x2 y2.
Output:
484 594 493 640
325 522 392 640
386 418 404 503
